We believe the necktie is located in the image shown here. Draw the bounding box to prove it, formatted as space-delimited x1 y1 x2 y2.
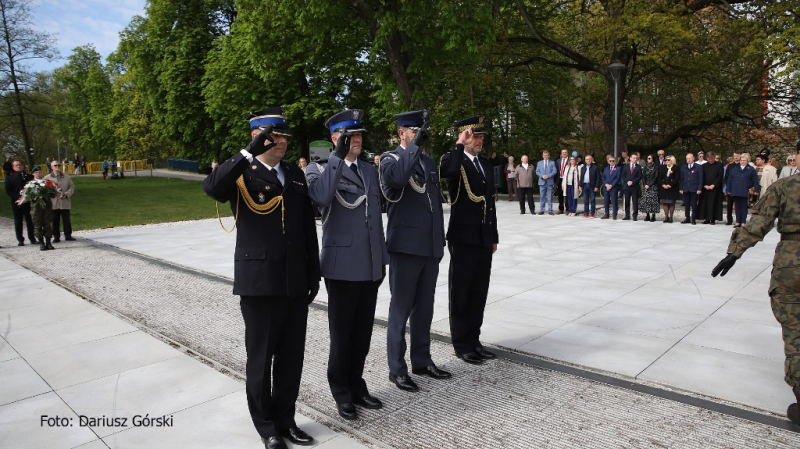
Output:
349 162 360 179
631 164 634 174
473 158 484 178
560 159 566 177
689 164 693 170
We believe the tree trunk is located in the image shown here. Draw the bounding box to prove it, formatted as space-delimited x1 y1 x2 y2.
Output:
1 3 33 167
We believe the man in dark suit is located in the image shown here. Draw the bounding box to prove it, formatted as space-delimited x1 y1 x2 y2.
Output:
724 151 741 225
680 152 704 225
601 156 622 219
656 150 666 168
305 109 388 421
579 154 601 218
203 107 320 449
621 153 643 220
554 149 570 214
440 115 499 366
4 160 36 246
380 110 450 393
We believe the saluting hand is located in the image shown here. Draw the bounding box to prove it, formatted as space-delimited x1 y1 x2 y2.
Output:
333 131 352 159
412 120 430 148
245 125 276 157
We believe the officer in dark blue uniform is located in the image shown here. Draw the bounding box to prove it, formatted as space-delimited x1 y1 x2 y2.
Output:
380 110 451 393
440 116 499 365
305 109 389 421
203 107 320 449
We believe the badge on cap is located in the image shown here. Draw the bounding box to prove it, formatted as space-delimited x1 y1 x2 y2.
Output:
251 165 258 170
258 192 266 203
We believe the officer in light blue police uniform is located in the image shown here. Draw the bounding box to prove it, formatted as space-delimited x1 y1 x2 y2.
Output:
380 110 451 393
304 109 389 421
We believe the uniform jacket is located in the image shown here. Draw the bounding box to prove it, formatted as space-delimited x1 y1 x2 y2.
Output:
535 159 557 186
725 164 760 198
203 152 320 297
440 146 499 247
514 164 536 188
728 175 800 292
45 173 75 210
380 143 445 258
602 164 622 190
305 155 388 282
680 163 704 192
620 162 643 192
579 163 602 190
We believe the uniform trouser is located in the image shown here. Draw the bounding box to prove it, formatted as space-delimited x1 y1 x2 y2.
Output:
539 185 553 212
624 189 640 218
683 192 699 221
325 277 382 404
52 209 72 239
507 180 517 201
240 295 308 439
387 252 442 376
448 243 493 355
32 204 53 240
733 196 748 224
583 184 596 215
604 187 620 217
11 202 35 243
518 187 535 213
769 265 800 389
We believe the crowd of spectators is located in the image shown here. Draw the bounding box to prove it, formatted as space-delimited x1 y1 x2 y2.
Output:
486 144 799 226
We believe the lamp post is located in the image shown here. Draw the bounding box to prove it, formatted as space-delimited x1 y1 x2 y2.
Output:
608 62 626 159
129 121 137 177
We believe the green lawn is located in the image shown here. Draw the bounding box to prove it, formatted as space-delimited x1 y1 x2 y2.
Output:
1 177 231 231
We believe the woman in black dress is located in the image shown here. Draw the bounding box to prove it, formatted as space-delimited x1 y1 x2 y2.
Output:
657 155 680 223
639 154 660 221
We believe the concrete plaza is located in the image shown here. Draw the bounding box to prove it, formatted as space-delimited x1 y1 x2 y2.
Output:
78 197 788 415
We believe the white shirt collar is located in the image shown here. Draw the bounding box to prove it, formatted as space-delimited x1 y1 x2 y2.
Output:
344 158 356 167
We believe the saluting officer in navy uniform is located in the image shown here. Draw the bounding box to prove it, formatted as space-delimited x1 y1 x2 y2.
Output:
203 108 319 449
440 116 499 365
305 109 389 421
380 110 451 393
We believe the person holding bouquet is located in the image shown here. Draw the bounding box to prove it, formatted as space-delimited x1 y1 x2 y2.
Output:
17 166 58 250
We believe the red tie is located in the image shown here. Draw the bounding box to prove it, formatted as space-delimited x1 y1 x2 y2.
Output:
631 165 634 174
560 160 566 177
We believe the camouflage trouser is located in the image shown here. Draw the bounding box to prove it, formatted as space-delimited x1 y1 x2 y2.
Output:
770 266 800 388
32 204 53 240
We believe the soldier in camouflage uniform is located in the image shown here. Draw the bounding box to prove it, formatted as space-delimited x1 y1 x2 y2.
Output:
712 174 800 426
28 166 55 251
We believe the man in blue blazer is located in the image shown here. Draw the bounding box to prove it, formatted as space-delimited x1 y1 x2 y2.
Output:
579 154 602 217
679 153 704 225
536 151 557 214
621 153 643 220
601 155 622 219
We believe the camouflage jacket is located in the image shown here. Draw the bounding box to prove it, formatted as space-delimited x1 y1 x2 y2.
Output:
727 175 800 268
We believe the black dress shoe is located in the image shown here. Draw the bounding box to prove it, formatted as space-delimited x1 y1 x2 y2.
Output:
18 241 24 246
389 374 419 392
262 436 287 449
354 394 383 409
681 219 691 224
282 427 314 446
52 238 60 243
691 220 696 225
633 216 638 221
622 216 630 220
702 220 710 225
457 351 484 365
65 236 77 241
474 347 497 360
412 364 452 379
337 402 358 420
726 221 732 226
710 221 716 225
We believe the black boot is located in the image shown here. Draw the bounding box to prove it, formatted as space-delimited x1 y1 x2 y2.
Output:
45 238 55 250
40 240 47 251
789 387 800 427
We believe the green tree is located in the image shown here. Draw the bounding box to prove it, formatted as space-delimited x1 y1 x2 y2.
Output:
0 0 58 166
